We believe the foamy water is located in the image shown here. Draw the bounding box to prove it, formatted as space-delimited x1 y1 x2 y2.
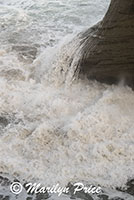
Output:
0 0 134 197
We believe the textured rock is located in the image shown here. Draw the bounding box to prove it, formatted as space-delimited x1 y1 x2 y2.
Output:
78 0 134 88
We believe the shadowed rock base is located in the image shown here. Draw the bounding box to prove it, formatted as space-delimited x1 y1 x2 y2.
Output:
77 0 134 88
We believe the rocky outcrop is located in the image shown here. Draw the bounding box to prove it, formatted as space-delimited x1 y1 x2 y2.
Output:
78 0 134 87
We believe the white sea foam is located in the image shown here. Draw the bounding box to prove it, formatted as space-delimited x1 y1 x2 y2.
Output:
0 0 134 193
0 61 134 188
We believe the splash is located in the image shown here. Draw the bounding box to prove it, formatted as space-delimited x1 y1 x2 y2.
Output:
0 60 134 188
0 0 133 193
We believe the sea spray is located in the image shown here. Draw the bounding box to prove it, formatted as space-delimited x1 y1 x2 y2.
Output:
0 0 133 196
32 33 84 86
33 23 101 87
0 75 134 188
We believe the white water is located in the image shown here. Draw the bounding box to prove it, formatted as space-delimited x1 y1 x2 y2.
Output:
0 0 134 193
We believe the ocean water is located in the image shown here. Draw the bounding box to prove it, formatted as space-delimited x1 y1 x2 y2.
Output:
0 0 134 199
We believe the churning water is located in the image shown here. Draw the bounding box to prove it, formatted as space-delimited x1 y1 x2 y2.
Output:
0 0 134 199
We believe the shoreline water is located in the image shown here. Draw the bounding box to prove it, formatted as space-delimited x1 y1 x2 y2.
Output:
0 1 134 199
0 173 134 200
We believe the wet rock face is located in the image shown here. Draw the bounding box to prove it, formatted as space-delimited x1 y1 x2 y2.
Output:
79 23 134 88
116 179 134 196
78 0 134 88
125 179 134 196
